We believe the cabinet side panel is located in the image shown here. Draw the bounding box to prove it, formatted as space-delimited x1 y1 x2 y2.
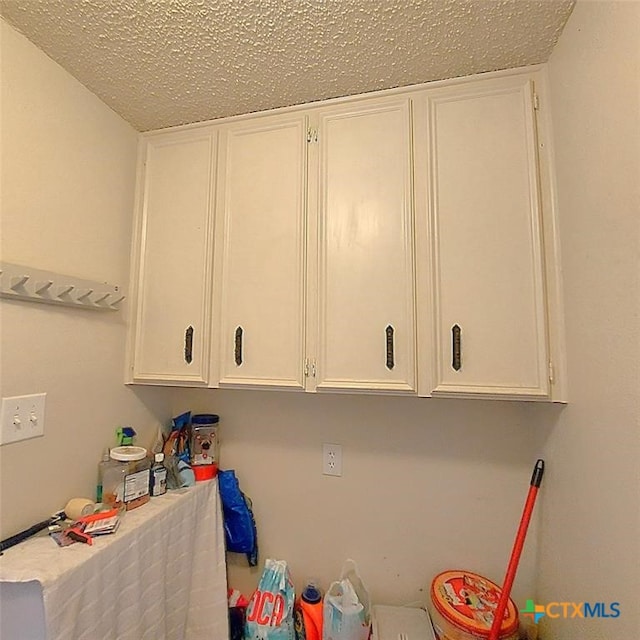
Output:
133 134 214 383
428 79 549 396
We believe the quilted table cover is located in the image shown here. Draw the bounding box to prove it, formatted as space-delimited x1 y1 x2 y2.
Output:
0 480 229 640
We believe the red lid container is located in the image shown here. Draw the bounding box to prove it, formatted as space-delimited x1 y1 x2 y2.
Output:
193 464 217 481
429 570 519 640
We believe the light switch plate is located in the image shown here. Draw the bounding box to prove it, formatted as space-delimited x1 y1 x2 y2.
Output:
1 393 46 445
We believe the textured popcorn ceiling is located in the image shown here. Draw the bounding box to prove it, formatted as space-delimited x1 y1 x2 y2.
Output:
1 0 574 132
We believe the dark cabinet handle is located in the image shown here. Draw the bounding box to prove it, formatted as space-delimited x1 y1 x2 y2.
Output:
184 326 194 364
234 326 243 366
452 324 462 371
385 325 395 370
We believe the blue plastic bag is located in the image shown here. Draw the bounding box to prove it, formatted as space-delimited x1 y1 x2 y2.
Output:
218 469 258 566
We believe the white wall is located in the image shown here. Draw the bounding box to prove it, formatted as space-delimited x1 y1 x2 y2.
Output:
172 388 543 610
0 20 171 539
531 1 640 638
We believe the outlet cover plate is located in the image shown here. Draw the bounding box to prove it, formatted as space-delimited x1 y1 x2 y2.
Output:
1 393 46 445
323 443 342 477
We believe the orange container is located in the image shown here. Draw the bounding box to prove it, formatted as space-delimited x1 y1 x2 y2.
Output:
429 570 519 640
193 464 217 481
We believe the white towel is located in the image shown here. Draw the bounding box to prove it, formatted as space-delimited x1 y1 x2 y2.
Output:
0 480 229 640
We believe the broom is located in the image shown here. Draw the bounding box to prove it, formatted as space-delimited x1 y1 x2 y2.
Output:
488 459 545 640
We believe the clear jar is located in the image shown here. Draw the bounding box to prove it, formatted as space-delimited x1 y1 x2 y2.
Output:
103 446 151 511
190 414 220 468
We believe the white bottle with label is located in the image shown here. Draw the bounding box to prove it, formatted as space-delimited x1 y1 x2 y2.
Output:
150 452 168 496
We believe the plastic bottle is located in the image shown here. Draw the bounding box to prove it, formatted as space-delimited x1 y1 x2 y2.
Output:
96 449 112 503
294 581 323 640
150 452 168 497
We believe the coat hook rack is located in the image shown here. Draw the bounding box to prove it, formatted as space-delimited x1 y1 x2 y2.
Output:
0 262 125 312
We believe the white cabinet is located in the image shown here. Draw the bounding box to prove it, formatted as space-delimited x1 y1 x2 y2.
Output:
214 114 308 388
213 98 416 393
413 73 562 399
312 98 416 393
127 67 565 400
127 129 217 385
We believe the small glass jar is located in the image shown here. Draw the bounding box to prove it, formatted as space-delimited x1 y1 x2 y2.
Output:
103 446 151 510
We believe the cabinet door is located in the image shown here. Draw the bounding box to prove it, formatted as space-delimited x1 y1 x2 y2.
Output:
216 114 307 388
314 98 416 392
128 130 216 385
418 75 549 398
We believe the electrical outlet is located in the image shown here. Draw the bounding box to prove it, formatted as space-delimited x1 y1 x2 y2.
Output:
0 393 46 445
322 443 342 477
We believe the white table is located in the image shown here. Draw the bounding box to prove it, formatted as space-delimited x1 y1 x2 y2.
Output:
0 480 229 640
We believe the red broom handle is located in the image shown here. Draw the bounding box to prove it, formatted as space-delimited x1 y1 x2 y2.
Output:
488 459 545 640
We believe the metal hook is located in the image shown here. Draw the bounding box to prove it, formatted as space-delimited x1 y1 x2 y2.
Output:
77 288 94 302
10 275 30 290
35 280 54 295
57 285 75 298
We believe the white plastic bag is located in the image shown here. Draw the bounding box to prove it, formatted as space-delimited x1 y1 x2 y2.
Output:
323 560 371 640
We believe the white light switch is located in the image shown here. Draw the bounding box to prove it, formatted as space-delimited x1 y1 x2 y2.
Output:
1 393 46 445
